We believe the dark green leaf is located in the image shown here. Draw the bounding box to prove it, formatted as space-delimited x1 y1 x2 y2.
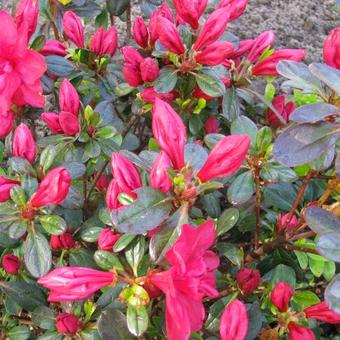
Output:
184 143 208 171
45 56 74 77
155 67 178 93
222 87 240 121
195 72 225 98
31 35 46 51
114 234 136 252
304 207 340 235
69 249 98 269
7 326 30 340
290 103 340 123
67 0 101 17
97 309 131 340
32 306 56 329
112 187 172 234
270 264 296 287
217 208 239 236
39 215 67 235
125 237 145 276
231 116 258 147
94 250 124 272
127 305 149 337
23 232 52 278
227 171 255 205
325 274 340 313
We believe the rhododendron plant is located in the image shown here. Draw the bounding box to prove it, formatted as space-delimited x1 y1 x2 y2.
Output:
0 0 339 339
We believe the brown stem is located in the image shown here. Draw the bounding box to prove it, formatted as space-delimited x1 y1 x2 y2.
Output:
110 14 115 26
126 2 132 40
318 177 339 206
289 230 315 242
282 170 314 231
282 244 319 255
254 166 261 249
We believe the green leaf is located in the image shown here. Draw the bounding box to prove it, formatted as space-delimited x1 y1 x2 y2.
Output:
217 208 239 236
7 326 30 340
114 83 134 97
97 309 131 340
270 264 296 287
222 87 240 121
304 207 340 235
94 250 124 272
125 237 145 276
8 157 35 176
32 306 56 329
23 232 52 278
0 281 46 311
10 186 27 206
231 116 258 147
69 249 98 269
325 273 340 313
292 291 320 309
45 56 74 77
256 127 272 153
114 234 136 252
260 163 298 182
195 72 225 98
323 261 336 281
227 171 255 205
294 251 309 270
290 103 339 123
317 233 340 262
112 187 172 235
39 215 67 235
263 183 297 211
155 67 178 93
184 143 208 171
127 305 149 337
106 0 130 16
217 243 243 268
309 63 340 95
308 254 325 277
31 35 46 51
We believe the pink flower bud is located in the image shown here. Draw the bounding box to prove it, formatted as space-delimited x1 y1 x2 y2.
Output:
2 254 20 275
288 323 315 340
195 41 234 66
59 79 80 117
50 231 76 250
157 16 186 55
121 46 144 87
197 135 250 182
41 112 63 134
217 0 249 21
204 116 220 134
277 213 298 233
304 301 340 324
323 28 340 69
150 152 172 192
252 49 306 76
96 173 108 192
59 111 80 136
0 176 19 202
15 0 39 41
228 39 254 61
0 111 15 139
133 16 149 48
172 0 208 29
270 281 294 312
98 228 121 251
39 39 67 57
140 58 159 83
236 268 260 296
56 313 83 335
193 8 231 51
266 95 295 129
111 153 142 193
62 11 84 48
220 299 248 340
247 31 275 63
12 123 36 164
105 180 123 210
38 267 116 301
30 167 71 208
152 98 186 170
89 26 118 57
140 87 178 104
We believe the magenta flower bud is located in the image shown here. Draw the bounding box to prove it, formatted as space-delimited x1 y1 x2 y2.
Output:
204 116 220 134
247 31 275 63
89 26 118 57
197 135 250 182
270 281 294 312
59 79 80 117
15 0 39 41
266 95 295 129
96 173 108 192
105 180 124 210
304 301 340 324
140 87 178 104
173 0 208 29
38 267 116 302
217 0 249 21
193 8 232 51
50 231 76 250
121 46 144 87
150 152 172 192
157 16 186 55
289 323 315 340
0 176 19 203
62 11 84 48
236 268 260 296
323 28 340 69
277 213 298 233
133 16 149 49
56 313 83 335
152 98 186 170
2 254 20 275
220 299 249 340
140 58 159 83
98 228 121 251
40 39 67 57
59 111 80 136
12 123 36 164
252 49 306 76
30 167 71 208
195 41 234 66
228 39 254 60
0 111 15 139
41 112 63 134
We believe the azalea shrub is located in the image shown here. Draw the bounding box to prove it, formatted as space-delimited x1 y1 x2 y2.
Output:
0 0 340 339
